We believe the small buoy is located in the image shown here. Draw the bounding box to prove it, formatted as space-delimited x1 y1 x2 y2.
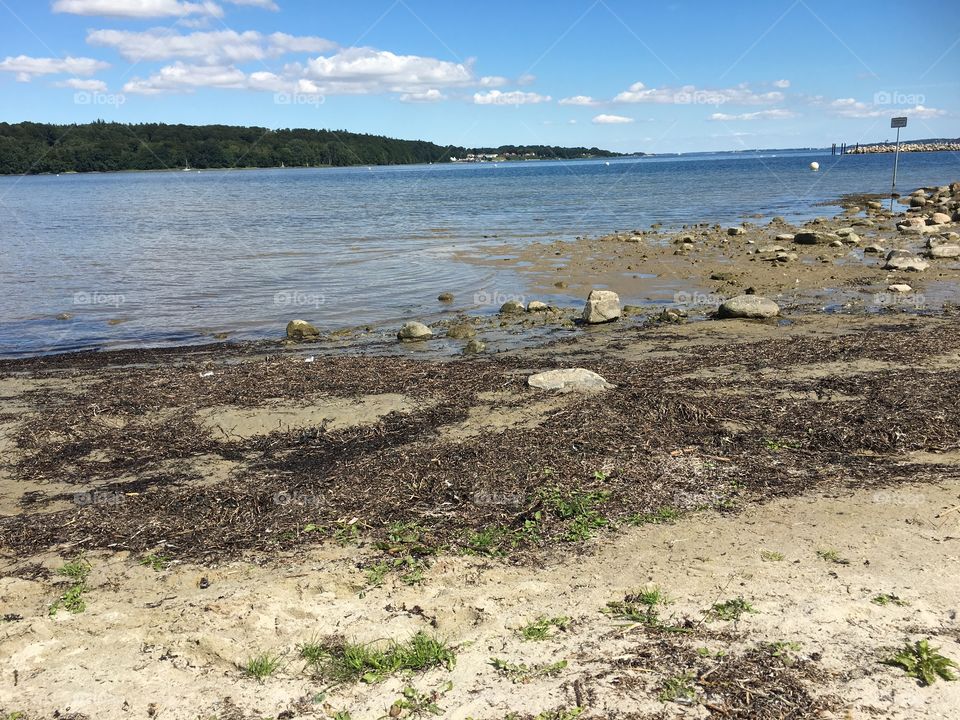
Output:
810 161 820 171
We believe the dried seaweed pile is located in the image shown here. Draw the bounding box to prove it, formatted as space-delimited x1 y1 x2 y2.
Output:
2 318 960 562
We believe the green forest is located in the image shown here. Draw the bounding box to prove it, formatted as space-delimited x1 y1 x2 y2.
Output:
0 121 626 175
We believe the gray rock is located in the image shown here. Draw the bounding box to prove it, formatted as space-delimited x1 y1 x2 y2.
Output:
842 232 862 244
863 244 886 254
528 368 614 391
463 339 485 354
794 231 840 245
286 319 320 341
884 250 929 272
927 245 960 259
888 283 912 293
499 299 525 314
757 244 786 253
581 289 621 324
526 300 549 312
446 323 476 339
773 252 798 262
727 227 746 236
775 233 795 242
397 321 433 341
717 295 780 319
930 212 952 225
437 292 454 303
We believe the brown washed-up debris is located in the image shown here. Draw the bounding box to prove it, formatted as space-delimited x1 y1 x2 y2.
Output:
2 317 960 562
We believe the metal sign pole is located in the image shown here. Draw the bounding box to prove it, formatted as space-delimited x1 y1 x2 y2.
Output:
889 116 907 210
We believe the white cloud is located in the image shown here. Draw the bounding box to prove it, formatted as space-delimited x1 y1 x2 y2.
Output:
400 88 444 103
225 0 277 9
473 89 551 105
52 0 223 18
303 48 473 94
87 28 336 63
709 109 797 121
773 79 790 88
56 77 109 91
0 55 110 81
479 75 508 87
593 113 634 124
123 62 246 93
559 95 599 106
829 97 946 119
614 80 784 105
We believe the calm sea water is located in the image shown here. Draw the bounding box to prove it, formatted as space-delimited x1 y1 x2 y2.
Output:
1 149 957 357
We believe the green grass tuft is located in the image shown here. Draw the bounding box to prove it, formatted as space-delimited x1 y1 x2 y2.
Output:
709 597 756 621
885 639 958 686
303 632 455 683
244 653 281 681
519 616 572 641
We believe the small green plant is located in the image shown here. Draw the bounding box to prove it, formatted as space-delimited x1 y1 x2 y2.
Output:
709 597 756 621
628 506 683 526
603 587 687 632
306 632 455 683
760 549 785 562
519 616 572 641
463 526 506 556
659 672 697 703
387 682 452 718
489 657 567 684
816 549 850 565
139 554 171 571
244 653 281 681
884 639 958 686
768 641 803 663
534 708 583 720
872 593 909 607
696 646 726 659
362 555 429 593
541 487 610 542
50 556 92 616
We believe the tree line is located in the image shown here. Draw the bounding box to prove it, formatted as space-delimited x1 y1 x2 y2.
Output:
0 121 626 175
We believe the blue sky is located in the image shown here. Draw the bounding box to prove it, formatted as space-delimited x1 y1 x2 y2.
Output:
0 0 956 153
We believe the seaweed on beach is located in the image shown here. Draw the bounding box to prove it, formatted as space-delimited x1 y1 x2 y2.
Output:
2 317 960 562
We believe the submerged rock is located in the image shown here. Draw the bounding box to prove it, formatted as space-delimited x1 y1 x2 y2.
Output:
499 299 525 314
463 339 485 354
528 368 614 391
717 295 780 319
437 292 454 303
581 290 621 324
397 321 433 341
286 319 320 341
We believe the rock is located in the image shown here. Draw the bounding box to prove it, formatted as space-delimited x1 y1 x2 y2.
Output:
829 240 844 248
437 292 454 303
757 244 786 253
773 252 798 263
554 281 567 289
863 244 885 254
526 300 549 312
463 339 485 354
658 308 686 323
397 321 432 341
842 232 861 244
499 299 525 314
717 295 780 319
794 231 839 245
775 233 795 242
286 319 320 341
884 250 929 272
897 217 927 233
930 212 952 225
867 201 884 210
446 323 476 339
888 284 912 293
581 289 621 324
55 312 73 321
910 196 927 207
928 245 960 259
727 227 745 236
528 368 614 392
622 304 644 316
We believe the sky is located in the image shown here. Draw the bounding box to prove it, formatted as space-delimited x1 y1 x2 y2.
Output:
0 0 957 153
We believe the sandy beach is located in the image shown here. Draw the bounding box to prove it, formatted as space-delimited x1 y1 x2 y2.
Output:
2 183 960 719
